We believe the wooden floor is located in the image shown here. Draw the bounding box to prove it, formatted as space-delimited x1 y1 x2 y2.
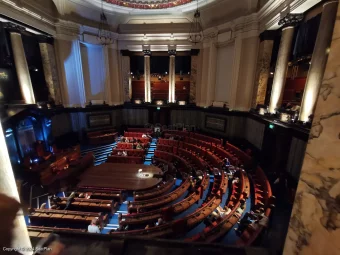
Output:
77 163 163 191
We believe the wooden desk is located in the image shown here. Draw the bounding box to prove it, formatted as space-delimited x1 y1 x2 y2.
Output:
78 163 163 191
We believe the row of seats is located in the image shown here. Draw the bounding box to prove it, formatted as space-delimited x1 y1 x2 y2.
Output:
111 149 145 158
28 209 108 229
121 173 210 226
27 226 86 238
116 142 149 149
163 131 222 146
128 177 191 213
111 171 228 238
124 132 146 137
107 155 144 164
154 150 191 173
236 167 274 245
72 190 126 203
57 197 118 214
134 177 176 201
122 137 151 143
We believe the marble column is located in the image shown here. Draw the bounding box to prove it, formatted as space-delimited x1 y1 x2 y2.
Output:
106 42 122 105
283 3 340 254
206 39 217 106
169 53 176 103
252 39 274 107
190 55 198 104
144 53 151 103
5 24 35 104
299 1 338 122
0 122 32 254
39 40 62 104
268 14 303 113
120 55 131 102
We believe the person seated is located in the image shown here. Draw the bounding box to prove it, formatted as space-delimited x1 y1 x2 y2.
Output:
78 193 85 198
145 224 150 229
142 134 147 138
120 136 125 142
50 194 62 204
85 192 91 199
232 177 240 184
117 151 122 156
169 136 174 140
136 143 143 150
155 218 164 226
88 218 101 233
122 151 128 156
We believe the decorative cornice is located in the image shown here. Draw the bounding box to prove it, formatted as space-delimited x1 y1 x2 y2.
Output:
168 49 177 56
3 22 26 33
278 13 304 28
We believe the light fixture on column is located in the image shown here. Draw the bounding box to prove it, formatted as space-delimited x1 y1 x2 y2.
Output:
97 0 113 45
188 0 204 44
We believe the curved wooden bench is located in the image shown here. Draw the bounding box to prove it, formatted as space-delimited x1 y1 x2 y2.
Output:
57 197 118 214
128 177 191 213
121 173 210 226
134 177 176 201
110 172 227 238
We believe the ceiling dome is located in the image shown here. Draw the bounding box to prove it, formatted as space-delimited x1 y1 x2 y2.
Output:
105 0 194 9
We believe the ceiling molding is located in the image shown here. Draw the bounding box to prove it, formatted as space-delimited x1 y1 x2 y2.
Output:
52 0 67 15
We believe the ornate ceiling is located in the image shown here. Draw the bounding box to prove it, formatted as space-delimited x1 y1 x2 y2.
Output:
104 0 194 10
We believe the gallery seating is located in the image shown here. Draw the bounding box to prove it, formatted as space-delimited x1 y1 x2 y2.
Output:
124 132 145 137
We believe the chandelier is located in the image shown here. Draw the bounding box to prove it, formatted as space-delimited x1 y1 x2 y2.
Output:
188 1 204 44
97 0 113 45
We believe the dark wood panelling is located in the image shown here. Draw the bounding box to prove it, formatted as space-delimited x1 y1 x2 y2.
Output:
132 81 145 99
151 81 169 100
175 81 190 101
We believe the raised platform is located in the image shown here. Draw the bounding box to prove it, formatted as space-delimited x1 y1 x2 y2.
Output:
77 163 163 191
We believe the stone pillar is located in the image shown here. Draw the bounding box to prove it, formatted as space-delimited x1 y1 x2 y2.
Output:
268 14 303 113
143 50 151 103
252 33 274 108
168 50 176 103
283 3 340 254
190 52 199 104
106 42 123 105
0 122 32 254
5 23 35 104
299 1 338 122
120 54 131 102
39 38 62 104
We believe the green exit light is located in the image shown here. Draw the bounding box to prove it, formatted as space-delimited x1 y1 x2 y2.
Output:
269 124 275 129
157 107 161 110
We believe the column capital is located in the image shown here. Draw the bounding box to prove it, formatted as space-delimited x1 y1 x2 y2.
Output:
323 0 339 7
278 13 304 28
143 49 151 56
168 49 176 56
37 35 54 44
3 22 25 34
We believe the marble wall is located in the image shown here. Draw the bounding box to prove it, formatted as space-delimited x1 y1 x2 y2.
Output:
190 55 198 103
252 40 274 107
283 4 340 255
120 55 130 102
39 43 62 104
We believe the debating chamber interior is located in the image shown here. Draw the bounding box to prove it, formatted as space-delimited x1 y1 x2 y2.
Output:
0 0 340 254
